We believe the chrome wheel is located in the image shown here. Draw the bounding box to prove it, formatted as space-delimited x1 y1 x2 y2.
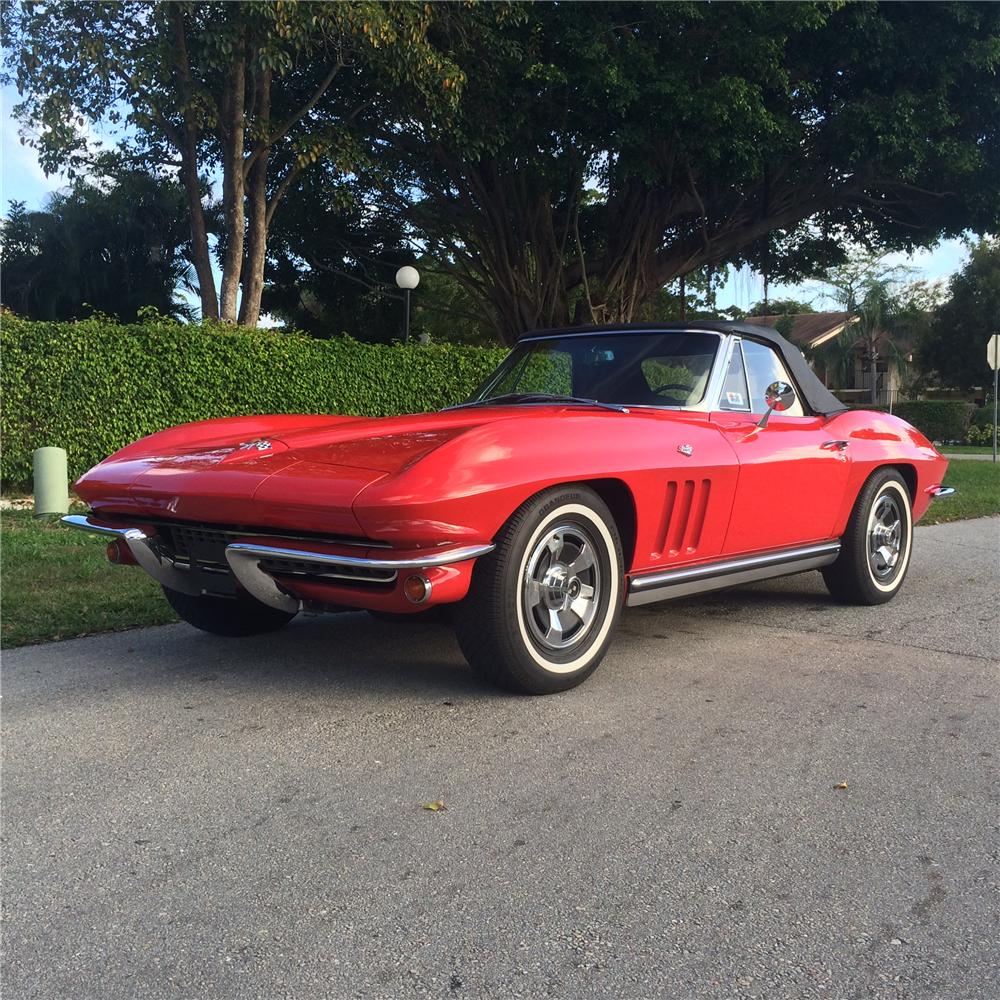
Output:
867 493 903 581
522 522 601 651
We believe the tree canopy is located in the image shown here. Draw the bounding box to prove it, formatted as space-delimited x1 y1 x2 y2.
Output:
918 239 1000 391
4 2 999 345
374 1 1000 342
1 166 194 321
3 0 463 325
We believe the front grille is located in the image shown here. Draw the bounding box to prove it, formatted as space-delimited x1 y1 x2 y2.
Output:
159 524 230 569
259 557 396 585
147 518 389 550
153 521 395 593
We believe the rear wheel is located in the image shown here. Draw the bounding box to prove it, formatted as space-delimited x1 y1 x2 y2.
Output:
163 586 297 636
822 468 913 605
453 486 624 694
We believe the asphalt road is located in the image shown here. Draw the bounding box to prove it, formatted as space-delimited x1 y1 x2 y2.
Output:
4 517 999 1000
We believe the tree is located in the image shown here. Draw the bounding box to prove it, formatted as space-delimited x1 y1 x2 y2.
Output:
260 163 412 341
810 256 920 403
0 167 194 321
374 1 1000 344
918 239 1000 390
3 1 462 325
261 158 498 343
745 298 816 318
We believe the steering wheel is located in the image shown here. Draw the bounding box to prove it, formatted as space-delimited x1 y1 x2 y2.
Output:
649 381 693 398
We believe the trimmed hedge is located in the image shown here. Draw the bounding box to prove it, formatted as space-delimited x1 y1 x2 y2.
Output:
1 315 506 489
971 405 997 428
892 400 975 442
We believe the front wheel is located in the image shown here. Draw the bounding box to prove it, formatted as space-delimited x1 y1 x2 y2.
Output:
163 586 298 636
822 468 914 605
453 486 624 694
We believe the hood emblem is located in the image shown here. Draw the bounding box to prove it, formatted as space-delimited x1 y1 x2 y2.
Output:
237 439 273 452
678 443 694 457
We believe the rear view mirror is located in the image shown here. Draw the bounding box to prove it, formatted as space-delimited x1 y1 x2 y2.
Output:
758 381 796 428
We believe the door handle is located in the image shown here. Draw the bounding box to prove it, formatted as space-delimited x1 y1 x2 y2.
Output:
821 440 849 451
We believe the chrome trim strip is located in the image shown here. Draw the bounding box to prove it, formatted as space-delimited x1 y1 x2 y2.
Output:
223 546 301 613
626 541 841 607
62 514 204 596
224 541 495 572
62 514 132 537
64 515 495 613
223 541 494 613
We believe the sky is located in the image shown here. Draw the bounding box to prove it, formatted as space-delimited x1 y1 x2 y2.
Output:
715 241 970 313
2 81 971 319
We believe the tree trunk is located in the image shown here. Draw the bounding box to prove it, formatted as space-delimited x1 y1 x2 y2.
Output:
219 55 247 324
180 144 219 321
168 5 218 321
238 70 271 328
238 157 268 327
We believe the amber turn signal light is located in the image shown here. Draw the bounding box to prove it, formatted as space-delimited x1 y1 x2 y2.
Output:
402 574 432 604
106 540 136 566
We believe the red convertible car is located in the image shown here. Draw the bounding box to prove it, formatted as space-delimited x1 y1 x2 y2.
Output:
66 322 951 694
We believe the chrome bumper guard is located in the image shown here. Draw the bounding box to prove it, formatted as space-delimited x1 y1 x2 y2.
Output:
62 515 493 612
929 486 956 498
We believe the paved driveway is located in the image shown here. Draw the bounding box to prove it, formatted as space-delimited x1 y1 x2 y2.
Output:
4 517 998 1000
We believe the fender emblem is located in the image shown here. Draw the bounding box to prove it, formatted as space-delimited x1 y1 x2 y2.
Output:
678 444 694 457
237 439 272 451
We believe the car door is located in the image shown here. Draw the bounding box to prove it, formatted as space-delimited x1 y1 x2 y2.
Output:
711 337 852 555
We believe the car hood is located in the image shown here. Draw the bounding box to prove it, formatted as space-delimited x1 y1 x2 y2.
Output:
73 409 535 528
75 404 720 537
84 410 524 476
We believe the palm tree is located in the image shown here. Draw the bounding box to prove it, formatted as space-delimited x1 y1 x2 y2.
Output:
810 258 912 406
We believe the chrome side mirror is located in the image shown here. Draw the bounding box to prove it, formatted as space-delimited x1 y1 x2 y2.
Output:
757 380 796 428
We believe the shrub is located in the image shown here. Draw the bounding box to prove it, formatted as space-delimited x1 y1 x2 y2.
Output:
1 315 506 489
966 423 997 446
892 400 975 442
971 406 997 429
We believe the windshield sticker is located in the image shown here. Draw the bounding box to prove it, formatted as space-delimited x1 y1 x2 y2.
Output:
726 391 745 406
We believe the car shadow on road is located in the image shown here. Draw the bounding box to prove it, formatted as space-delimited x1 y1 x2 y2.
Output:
165 580 833 696
626 576 839 617
15 576 859 703
146 611 500 700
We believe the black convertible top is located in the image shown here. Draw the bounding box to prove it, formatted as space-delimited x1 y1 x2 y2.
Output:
520 321 848 417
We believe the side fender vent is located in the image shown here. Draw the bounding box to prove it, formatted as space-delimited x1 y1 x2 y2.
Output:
655 479 712 560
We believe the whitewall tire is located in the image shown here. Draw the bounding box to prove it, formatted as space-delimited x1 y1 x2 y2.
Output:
823 469 913 605
453 486 624 694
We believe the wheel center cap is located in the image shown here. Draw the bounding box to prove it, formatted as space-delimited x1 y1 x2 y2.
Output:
541 564 579 608
874 524 898 548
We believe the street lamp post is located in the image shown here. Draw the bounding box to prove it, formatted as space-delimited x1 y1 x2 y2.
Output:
395 266 420 344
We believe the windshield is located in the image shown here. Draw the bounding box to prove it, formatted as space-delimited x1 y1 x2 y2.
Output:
469 331 721 408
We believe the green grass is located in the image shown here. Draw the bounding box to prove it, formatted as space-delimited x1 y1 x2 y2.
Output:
940 444 997 455
2 460 997 647
920 459 1000 525
1 510 176 648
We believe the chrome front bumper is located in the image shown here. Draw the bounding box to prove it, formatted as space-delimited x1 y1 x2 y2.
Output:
62 515 493 612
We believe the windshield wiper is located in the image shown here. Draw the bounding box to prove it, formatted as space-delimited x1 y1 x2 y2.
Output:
444 393 630 414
